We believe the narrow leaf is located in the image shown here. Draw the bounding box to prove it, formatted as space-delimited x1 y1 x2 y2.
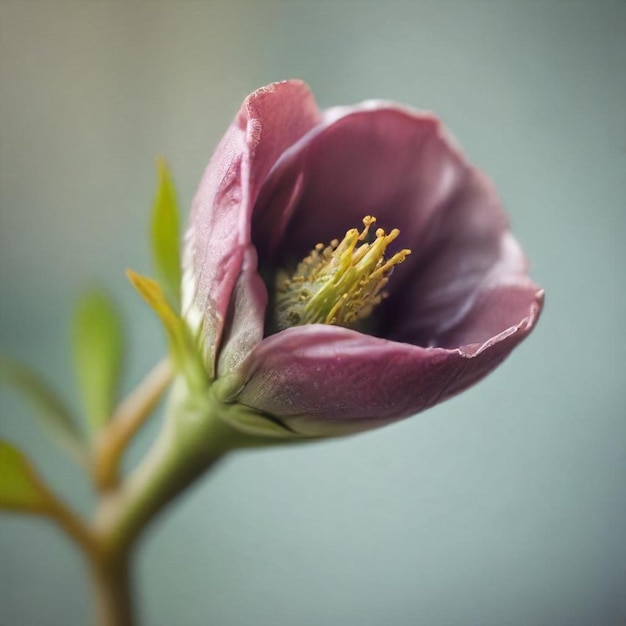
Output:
0 439 54 513
127 270 205 390
72 289 124 431
151 158 182 311
0 360 88 465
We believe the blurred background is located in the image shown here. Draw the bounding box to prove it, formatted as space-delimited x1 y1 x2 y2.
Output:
1 1 624 625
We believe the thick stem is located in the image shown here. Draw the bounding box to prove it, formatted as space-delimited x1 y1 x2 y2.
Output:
87 380 276 624
95 381 247 553
89 548 135 626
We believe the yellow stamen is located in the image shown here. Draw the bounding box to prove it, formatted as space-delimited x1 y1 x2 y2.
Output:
272 216 411 331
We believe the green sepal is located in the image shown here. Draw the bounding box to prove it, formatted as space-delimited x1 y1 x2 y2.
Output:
208 384 303 441
72 289 124 431
220 406 298 439
127 270 206 392
0 439 55 514
151 158 182 311
0 360 89 465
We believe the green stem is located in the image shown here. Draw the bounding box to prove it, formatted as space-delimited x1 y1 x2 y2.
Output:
88 378 296 624
95 380 248 553
87 379 248 625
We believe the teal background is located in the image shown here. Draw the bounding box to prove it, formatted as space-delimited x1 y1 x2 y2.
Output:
1 1 625 625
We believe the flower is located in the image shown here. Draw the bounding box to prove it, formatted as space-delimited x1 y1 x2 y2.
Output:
182 80 544 437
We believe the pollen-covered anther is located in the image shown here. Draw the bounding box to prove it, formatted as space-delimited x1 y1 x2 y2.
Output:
272 216 411 332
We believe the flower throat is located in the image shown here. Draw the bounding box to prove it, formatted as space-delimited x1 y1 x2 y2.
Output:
272 216 411 332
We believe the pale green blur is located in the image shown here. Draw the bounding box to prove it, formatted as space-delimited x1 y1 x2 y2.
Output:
1 1 624 625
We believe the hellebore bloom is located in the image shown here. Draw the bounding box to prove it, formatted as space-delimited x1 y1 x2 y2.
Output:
182 80 544 437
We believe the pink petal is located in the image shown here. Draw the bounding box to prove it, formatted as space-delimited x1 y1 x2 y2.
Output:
227 102 545 435
216 244 267 378
253 103 537 349
184 80 322 375
232 287 542 436
253 104 457 266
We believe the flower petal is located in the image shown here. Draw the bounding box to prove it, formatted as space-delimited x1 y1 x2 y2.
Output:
230 285 542 437
386 228 540 348
216 244 267 378
253 103 460 266
183 80 322 375
253 103 537 350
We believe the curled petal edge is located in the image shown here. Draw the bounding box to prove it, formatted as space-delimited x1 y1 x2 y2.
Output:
183 80 321 377
216 286 543 437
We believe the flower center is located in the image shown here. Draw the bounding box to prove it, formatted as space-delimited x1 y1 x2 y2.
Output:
272 216 411 331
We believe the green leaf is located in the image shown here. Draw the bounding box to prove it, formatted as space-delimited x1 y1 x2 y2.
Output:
72 289 124 431
0 360 88 465
127 270 205 391
151 158 182 311
0 439 54 513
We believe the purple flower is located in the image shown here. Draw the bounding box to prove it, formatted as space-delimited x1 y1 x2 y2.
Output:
182 80 544 437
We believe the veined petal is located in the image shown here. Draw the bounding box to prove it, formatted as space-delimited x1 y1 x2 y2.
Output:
232 288 542 437
183 80 321 376
253 104 453 266
216 245 267 379
253 102 539 348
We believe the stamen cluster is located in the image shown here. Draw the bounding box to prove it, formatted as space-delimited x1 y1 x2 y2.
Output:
273 216 411 331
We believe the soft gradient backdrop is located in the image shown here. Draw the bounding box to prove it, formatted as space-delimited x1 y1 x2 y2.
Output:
1 1 624 625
